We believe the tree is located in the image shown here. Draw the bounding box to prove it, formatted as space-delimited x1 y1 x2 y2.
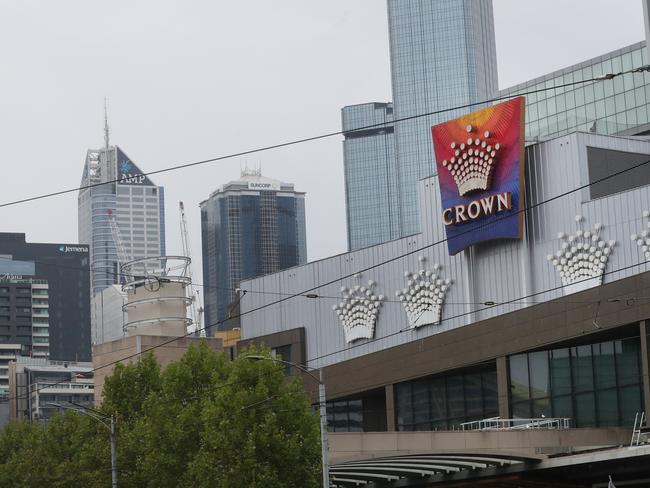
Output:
0 342 322 487
186 346 321 488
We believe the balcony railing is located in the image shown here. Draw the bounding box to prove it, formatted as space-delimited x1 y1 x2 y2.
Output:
460 417 571 431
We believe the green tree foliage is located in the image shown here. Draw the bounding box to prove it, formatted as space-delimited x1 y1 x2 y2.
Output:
0 343 321 488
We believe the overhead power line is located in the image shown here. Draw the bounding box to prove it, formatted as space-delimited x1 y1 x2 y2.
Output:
0 65 648 210
3 151 650 405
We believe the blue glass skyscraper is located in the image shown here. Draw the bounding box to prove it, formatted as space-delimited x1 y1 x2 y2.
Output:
343 0 498 250
200 170 307 332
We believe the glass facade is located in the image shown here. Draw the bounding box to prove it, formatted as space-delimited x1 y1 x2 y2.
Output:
0 234 90 362
500 42 650 142
78 145 165 296
395 364 498 431
342 103 398 250
200 174 307 332
344 6 650 251
326 388 387 432
509 335 643 427
343 0 498 250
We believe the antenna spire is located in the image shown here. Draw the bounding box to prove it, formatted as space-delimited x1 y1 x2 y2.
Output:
104 97 110 149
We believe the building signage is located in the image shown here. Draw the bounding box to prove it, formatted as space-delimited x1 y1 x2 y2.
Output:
431 97 525 255
247 181 279 191
0 274 24 280
116 147 154 186
59 245 89 253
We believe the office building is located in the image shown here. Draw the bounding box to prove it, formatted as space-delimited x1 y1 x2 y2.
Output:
0 276 50 359
343 0 498 250
78 118 165 340
0 233 90 362
500 41 650 141
241 108 650 485
344 1 650 252
200 169 307 333
8 357 94 422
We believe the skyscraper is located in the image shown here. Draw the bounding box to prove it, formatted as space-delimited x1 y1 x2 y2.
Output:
200 169 307 333
343 0 498 250
0 232 91 362
78 114 165 341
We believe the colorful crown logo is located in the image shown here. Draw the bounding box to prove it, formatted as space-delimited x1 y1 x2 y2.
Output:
630 210 650 261
547 215 615 294
440 124 502 196
396 256 452 329
332 275 384 343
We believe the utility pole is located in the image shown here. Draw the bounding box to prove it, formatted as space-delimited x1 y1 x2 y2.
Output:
47 402 118 487
246 355 329 488
110 414 117 488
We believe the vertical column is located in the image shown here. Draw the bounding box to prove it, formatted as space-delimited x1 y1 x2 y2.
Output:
639 320 650 412
496 356 510 419
643 0 650 65
385 384 396 432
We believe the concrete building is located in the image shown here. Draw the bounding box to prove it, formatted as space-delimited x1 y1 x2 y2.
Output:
200 169 306 333
0 233 90 362
90 284 127 346
8 357 94 423
78 116 165 341
92 256 222 403
241 118 650 486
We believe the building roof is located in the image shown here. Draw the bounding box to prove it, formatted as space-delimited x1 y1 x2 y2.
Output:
205 169 300 200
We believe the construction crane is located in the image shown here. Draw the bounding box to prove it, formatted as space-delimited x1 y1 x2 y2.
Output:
107 209 130 284
179 201 205 337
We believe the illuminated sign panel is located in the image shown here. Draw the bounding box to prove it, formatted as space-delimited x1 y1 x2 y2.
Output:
116 147 154 186
431 97 525 255
247 181 280 191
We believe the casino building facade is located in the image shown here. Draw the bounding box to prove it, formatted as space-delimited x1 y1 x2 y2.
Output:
240 106 650 485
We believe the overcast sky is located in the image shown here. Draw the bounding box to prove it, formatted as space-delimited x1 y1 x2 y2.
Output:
0 1 645 290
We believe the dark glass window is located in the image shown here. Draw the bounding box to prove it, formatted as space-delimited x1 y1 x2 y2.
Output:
326 388 386 432
395 365 498 431
508 335 643 427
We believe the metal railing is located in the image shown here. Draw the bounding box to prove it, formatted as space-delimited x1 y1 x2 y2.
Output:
460 416 571 431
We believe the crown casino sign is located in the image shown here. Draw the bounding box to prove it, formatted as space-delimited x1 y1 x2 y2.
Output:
431 97 526 255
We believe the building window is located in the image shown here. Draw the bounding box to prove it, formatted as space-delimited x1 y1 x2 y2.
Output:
508 335 642 427
326 388 386 432
394 365 498 431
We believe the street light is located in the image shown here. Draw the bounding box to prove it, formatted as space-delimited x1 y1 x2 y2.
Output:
46 402 118 488
246 355 329 488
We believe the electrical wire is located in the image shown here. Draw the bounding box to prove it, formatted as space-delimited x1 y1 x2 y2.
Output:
0 66 648 211
3 150 650 405
2 66 650 407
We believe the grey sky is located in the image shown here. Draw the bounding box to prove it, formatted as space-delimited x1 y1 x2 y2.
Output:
0 1 645 292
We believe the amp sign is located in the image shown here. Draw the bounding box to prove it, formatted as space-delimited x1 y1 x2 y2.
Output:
116 147 154 186
431 97 526 255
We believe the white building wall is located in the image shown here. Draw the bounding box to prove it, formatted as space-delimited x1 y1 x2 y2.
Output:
241 132 650 369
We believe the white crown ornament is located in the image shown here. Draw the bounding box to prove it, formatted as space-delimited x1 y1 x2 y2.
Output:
396 256 452 329
547 215 615 295
630 210 650 262
440 125 502 195
332 274 384 343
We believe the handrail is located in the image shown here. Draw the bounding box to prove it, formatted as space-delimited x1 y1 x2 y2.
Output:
460 417 571 431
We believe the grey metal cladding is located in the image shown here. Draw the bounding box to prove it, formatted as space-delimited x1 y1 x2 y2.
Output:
241 132 650 369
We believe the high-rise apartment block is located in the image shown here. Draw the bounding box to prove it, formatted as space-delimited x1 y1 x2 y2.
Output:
200 170 307 333
78 122 165 343
0 233 91 364
344 0 498 250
